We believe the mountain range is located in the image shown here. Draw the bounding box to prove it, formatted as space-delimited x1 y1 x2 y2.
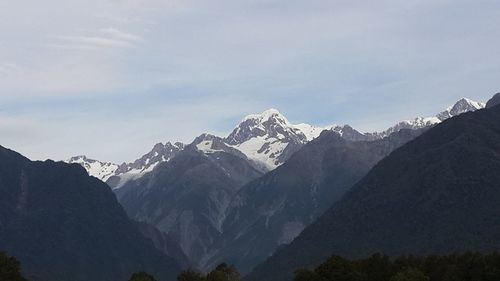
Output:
63 97 486 274
247 96 500 281
68 98 484 188
0 94 494 280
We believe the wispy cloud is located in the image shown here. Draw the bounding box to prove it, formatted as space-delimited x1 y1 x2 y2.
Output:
99 28 142 42
48 28 142 50
0 63 21 76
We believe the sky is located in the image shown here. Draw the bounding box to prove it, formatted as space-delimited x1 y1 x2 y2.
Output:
1 0 499 163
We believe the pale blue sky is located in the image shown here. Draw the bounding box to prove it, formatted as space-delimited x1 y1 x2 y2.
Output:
1 0 499 163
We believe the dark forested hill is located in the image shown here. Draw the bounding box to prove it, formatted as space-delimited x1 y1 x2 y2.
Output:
247 99 500 281
0 146 180 281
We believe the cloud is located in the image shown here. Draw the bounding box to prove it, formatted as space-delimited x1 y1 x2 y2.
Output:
1 0 500 162
48 28 142 50
0 63 21 76
99 28 142 42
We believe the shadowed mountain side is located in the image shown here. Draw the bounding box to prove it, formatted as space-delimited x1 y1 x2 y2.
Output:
206 128 424 273
135 221 191 269
116 145 264 270
0 146 180 281
247 101 500 281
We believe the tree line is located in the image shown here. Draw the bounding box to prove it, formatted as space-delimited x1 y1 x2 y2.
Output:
294 252 500 281
3 250 500 281
0 249 241 281
128 263 240 281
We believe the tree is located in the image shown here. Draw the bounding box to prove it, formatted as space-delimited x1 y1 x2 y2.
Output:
294 269 321 281
128 271 158 281
177 269 206 281
0 252 27 281
206 263 241 281
390 267 429 281
358 253 393 281
315 256 364 281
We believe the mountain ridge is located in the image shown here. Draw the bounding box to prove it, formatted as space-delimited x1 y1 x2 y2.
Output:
68 98 484 183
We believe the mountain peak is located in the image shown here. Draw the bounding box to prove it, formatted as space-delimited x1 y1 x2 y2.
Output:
437 97 485 121
375 97 485 138
486 93 500 108
67 155 119 182
68 155 89 162
192 133 221 145
68 142 185 188
226 108 298 146
242 108 286 122
225 109 369 170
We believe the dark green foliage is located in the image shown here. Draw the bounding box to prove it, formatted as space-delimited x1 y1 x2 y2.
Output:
293 253 500 281
248 104 500 281
206 263 240 281
128 271 157 281
294 269 321 281
177 263 240 281
0 252 27 281
315 256 363 281
390 267 428 281
177 269 206 281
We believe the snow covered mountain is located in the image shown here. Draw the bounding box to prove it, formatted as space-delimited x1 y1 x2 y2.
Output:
66 95 487 274
68 142 184 188
107 142 185 188
437 97 485 121
223 109 366 171
67 155 119 182
372 98 485 138
224 109 309 171
69 97 484 186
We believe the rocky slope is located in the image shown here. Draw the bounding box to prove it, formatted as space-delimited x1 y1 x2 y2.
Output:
115 137 264 270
